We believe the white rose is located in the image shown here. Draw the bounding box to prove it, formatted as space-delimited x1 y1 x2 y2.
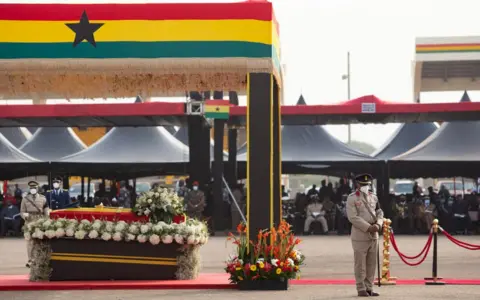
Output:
149 234 160 245
112 232 123 242
42 220 52 228
174 234 184 244
105 222 114 232
55 228 65 238
92 222 102 230
88 230 99 239
147 199 153 204
66 228 75 237
126 233 136 242
193 237 200 245
162 235 173 244
140 225 150 234
24 232 31 241
153 224 163 233
54 221 64 228
199 236 206 244
80 219 91 226
45 230 56 239
135 204 140 208
154 192 159 197
115 223 126 232
144 209 151 216
187 235 195 245
101 232 112 241
128 224 139 234
137 234 147 243
75 230 86 240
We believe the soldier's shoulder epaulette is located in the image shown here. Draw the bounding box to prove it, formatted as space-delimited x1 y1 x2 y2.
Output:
46 190 52 192
62 189 69 192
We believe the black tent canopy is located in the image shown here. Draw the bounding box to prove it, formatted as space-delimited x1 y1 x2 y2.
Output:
237 95 381 175
54 127 190 177
389 121 480 178
389 92 479 178
0 128 31 148
372 123 437 160
20 128 86 161
174 127 228 160
0 132 44 179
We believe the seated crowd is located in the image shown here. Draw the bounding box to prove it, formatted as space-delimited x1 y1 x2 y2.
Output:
390 185 480 235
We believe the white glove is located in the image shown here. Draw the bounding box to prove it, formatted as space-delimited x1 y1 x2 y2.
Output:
22 213 29 219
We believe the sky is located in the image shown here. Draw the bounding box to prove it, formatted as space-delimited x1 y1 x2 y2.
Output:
2 0 480 149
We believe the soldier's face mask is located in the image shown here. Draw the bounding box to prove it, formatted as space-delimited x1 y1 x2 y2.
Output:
30 188 37 195
193 186 198 191
53 182 60 189
359 185 370 194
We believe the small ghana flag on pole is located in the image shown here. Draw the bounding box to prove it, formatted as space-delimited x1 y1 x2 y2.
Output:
204 100 230 119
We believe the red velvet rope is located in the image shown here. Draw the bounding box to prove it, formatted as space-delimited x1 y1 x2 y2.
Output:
440 228 480 250
390 230 433 259
390 231 432 266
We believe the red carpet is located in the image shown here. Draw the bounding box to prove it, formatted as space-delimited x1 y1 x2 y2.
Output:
0 274 479 291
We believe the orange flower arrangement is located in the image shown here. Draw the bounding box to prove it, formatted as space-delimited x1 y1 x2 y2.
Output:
225 221 305 284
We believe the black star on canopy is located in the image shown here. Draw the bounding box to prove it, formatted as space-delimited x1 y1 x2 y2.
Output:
65 10 104 48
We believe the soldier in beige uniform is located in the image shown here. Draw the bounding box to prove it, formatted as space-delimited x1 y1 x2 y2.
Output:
346 174 384 297
20 181 49 268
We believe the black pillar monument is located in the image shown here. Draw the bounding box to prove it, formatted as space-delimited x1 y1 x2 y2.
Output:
212 91 227 230
246 73 282 242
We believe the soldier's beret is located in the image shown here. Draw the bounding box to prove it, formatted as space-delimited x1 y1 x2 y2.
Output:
355 173 373 185
53 177 63 183
28 181 39 187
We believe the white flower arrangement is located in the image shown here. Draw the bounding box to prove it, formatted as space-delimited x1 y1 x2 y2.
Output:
133 187 184 223
24 217 209 247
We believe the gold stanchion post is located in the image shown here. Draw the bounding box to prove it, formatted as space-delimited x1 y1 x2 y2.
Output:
380 219 396 285
425 219 445 285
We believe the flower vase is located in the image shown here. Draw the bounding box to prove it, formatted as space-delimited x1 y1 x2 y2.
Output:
237 279 289 291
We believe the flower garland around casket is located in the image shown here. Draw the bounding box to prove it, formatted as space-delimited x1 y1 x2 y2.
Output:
133 187 184 223
24 218 209 246
225 221 305 284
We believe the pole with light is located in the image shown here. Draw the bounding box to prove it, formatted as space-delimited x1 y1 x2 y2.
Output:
342 51 351 143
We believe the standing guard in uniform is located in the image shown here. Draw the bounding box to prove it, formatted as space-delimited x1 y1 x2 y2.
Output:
20 181 49 268
346 174 384 297
46 177 70 210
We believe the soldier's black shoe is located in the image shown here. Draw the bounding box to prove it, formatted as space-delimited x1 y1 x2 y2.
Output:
357 291 369 297
367 290 379 296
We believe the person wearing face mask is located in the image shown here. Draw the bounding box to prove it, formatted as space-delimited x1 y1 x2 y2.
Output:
184 181 206 219
20 181 49 268
336 194 350 235
346 174 384 297
0 200 22 236
46 177 70 210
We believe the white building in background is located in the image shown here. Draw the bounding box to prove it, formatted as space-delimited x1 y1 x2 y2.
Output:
413 36 480 102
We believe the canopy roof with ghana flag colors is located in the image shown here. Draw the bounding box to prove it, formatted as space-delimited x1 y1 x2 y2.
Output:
0 2 282 99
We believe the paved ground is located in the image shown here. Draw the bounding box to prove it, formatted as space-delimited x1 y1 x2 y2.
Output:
1 235 479 299
2 286 480 300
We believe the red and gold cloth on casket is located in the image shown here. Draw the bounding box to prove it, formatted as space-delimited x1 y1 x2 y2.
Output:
49 207 187 223
50 207 148 222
